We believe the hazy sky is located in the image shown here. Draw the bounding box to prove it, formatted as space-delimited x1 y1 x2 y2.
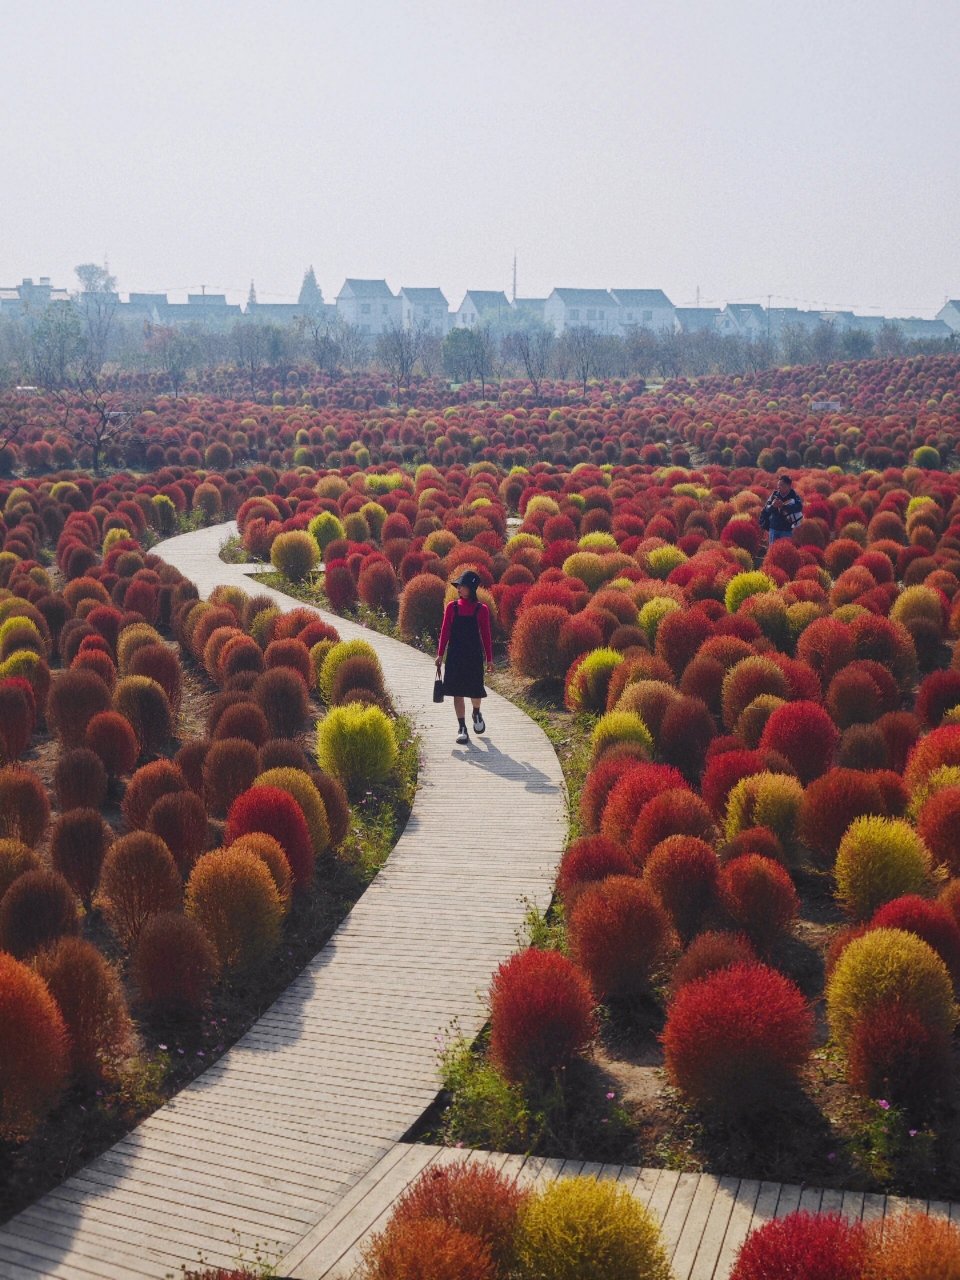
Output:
2 0 957 316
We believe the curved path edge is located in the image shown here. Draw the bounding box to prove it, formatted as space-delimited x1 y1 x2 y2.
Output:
0 521 567 1280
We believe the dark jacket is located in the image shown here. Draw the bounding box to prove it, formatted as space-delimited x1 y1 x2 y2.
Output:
760 487 803 532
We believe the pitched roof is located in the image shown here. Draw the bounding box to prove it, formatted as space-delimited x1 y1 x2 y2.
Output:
724 302 766 321
549 288 616 308
460 290 509 309
400 287 448 306
610 289 673 308
338 278 395 299
674 306 721 332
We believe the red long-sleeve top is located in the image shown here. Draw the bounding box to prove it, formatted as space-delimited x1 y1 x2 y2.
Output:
437 599 493 664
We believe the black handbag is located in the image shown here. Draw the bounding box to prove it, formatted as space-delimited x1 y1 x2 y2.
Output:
433 675 444 703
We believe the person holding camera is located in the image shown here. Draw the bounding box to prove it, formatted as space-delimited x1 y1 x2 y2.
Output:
759 474 803 546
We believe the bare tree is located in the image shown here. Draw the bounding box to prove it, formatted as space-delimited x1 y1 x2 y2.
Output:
417 331 443 378
375 323 423 404
465 325 497 399
233 320 267 396
875 321 907 358
338 320 369 372
301 314 343 377
74 262 119 375
506 326 555 396
146 325 198 396
560 325 600 396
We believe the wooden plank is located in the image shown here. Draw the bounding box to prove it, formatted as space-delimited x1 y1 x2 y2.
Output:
839 1190 865 1222
713 1179 761 1279
632 1166 663 1208
660 1172 703 1259
861 1192 887 1224
670 1174 721 1279
798 1185 823 1215
819 1188 844 1217
688 1174 739 1280
774 1183 803 1218
647 1169 682 1225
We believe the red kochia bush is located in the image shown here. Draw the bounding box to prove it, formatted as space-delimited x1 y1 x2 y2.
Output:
729 1211 867 1280
657 695 716 781
556 836 634 908
720 855 799 953
870 894 960 984
253 667 309 738
323 559 358 610
643 836 719 942
49 808 112 908
0 679 35 759
0 869 79 958
361 1218 495 1280
662 962 813 1115
629 788 717 867
203 737 260 818
127 642 183 714
53 747 108 812
488 947 596 1082
700 748 768 819
846 999 953 1111
385 1161 528 1277
133 911 220 1014
598 763 688 847
225 785 315 887
917 786 960 874
758 701 839 785
122 759 188 829
0 951 70 1138
98 832 182 948
84 709 140 778
46 667 111 747
670 931 757 995
798 769 887 865
579 756 641 834
509 604 571 681
568 876 677 1002
147 790 208 875
35 936 133 1081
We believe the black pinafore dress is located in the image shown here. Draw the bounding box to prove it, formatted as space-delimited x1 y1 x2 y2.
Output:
441 601 487 699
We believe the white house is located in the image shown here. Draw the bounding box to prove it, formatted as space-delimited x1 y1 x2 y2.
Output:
610 289 677 333
936 301 960 333
335 279 401 335
399 287 450 335
900 317 953 342
674 306 722 334
717 303 767 340
455 290 510 328
543 288 618 333
512 297 547 325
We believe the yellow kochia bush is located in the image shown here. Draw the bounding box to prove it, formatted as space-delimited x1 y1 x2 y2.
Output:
725 771 804 849
515 1177 670 1280
826 927 956 1051
316 702 397 793
834 816 937 919
185 847 283 972
253 767 330 856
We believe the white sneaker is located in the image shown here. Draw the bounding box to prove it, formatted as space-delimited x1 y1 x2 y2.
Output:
456 725 468 745
472 710 486 734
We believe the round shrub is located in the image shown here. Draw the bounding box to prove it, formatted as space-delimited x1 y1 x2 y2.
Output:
590 710 653 765
701 748 769 819
271 529 319 581
228 834 292 913
556 836 634 908
133 911 220 1015
730 1211 866 1280
846 1000 953 1110
514 1176 671 1280
254 766 330 855
758 701 839 785
358 558 399 612
0 951 69 1138
826 927 956 1050
724 771 803 850
186 846 283 972
629 789 717 866
252 665 308 737
598 762 688 846
84 710 139 778
721 656 789 732
46 667 111 747
54 746 108 811
384 1160 529 1277
917 786 960 873
489 948 596 1083
798 769 887 866
264 637 312 683
213 698 271 745
313 770 350 848
398 573 447 643
870 894 960 984
316 702 397 795
719 854 799 952
565 649 623 714
904 724 960 794
361 1217 495 1280
225 785 314 888
0 838 39 902
669 931 756 995
49 808 112 908
510 604 571 682
329 653 387 706
642 836 719 942
0 867 79 958
147 789 208 875
318 638 383 703
863 1208 960 1278
122 759 188 829
35 936 133 1081
657 694 716 781
835 817 936 919
0 678 35 759
569 876 676 1002
202 736 260 818
98 832 182 948
663 961 813 1115
113 675 173 756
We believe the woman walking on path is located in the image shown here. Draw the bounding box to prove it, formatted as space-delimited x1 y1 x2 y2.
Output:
436 570 494 745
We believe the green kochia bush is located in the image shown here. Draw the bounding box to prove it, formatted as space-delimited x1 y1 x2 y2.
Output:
270 530 319 581
316 701 398 793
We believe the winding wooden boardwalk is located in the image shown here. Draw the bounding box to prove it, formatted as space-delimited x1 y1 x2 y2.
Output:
291 1141 958 1280
0 523 567 1279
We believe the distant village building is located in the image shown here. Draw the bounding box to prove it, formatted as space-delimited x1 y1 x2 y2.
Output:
543 288 619 333
0 277 71 318
674 306 722 334
900 317 953 341
399 287 450 335
335 279 401 335
937 301 960 333
455 290 510 328
512 297 548 325
610 289 677 333
717 303 767 341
